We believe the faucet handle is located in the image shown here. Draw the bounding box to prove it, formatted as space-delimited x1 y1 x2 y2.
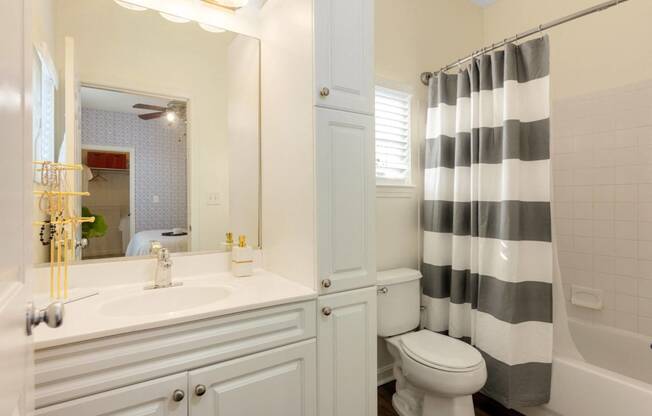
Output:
158 248 171 264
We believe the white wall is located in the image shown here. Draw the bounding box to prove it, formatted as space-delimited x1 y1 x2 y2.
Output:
260 0 315 290
482 0 652 102
53 0 259 252
228 35 261 246
374 0 484 273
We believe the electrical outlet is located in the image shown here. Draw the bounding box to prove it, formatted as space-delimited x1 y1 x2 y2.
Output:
207 192 221 206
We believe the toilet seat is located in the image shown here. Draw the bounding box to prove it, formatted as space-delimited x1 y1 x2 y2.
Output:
400 330 483 373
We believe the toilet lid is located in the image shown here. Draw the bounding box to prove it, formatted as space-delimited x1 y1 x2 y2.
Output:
400 330 483 372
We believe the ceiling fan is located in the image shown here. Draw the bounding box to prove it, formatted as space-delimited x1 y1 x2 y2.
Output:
133 100 187 123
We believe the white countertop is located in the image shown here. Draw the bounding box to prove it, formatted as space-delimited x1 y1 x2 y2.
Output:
34 269 316 350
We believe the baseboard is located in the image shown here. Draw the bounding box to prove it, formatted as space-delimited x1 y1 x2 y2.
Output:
377 363 395 386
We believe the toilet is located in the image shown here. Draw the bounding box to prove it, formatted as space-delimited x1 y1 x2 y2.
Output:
377 268 487 416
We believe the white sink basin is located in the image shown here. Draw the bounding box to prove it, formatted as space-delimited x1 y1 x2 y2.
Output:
98 285 232 317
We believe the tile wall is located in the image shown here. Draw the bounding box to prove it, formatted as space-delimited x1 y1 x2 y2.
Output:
552 79 652 336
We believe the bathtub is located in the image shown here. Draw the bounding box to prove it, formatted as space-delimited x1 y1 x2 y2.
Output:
520 319 652 416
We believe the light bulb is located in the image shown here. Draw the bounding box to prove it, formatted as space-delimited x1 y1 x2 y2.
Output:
113 0 147 11
215 0 249 7
166 111 177 123
198 23 225 33
159 12 190 23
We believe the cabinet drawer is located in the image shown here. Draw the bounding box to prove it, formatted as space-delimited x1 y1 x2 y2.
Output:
35 372 188 416
35 300 316 408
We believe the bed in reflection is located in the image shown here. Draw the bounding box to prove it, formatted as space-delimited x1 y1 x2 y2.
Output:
125 230 189 257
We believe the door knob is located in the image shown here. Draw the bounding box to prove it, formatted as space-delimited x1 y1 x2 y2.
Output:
321 279 332 289
172 389 185 402
319 87 330 97
195 384 207 396
26 301 64 336
322 306 332 317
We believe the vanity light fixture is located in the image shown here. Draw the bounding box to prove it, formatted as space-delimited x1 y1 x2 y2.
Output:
159 12 191 23
113 0 147 11
201 0 249 11
198 22 226 33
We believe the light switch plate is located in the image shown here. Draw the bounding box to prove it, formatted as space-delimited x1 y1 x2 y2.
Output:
207 192 221 206
152 195 160 203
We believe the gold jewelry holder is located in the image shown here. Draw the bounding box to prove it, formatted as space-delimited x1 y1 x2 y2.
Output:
33 161 95 300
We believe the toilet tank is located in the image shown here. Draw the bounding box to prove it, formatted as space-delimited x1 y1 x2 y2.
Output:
377 268 422 337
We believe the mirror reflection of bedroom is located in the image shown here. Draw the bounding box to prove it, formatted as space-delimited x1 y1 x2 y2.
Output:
80 87 188 260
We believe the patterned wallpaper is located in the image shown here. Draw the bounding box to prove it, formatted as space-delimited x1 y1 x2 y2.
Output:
81 108 188 233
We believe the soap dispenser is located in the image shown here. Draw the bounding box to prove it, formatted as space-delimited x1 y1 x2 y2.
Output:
231 235 253 277
222 232 234 251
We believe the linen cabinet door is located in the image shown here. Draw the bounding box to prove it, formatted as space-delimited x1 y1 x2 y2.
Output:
188 340 316 416
316 108 376 294
314 0 374 114
35 373 188 416
317 287 377 416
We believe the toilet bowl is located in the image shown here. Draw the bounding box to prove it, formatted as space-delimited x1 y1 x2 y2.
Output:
377 269 487 416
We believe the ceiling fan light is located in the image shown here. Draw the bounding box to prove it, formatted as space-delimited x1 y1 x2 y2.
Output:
159 12 191 23
198 23 225 33
113 0 147 11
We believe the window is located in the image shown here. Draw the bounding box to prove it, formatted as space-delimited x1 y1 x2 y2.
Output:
375 86 412 185
33 47 57 166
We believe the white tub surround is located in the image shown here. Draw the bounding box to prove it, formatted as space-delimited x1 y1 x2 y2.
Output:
33 269 315 349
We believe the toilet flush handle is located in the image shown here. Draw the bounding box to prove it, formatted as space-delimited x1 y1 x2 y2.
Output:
377 286 388 295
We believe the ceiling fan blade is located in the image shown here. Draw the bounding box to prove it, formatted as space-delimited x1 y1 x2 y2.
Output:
133 103 167 111
138 112 164 120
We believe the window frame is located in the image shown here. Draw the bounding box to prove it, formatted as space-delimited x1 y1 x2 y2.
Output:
374 83 414 188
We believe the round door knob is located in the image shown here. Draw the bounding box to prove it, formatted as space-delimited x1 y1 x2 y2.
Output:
195 384 207 397
172 389 185 402
319 87 330 97
322 306 332 317
321 279 332 289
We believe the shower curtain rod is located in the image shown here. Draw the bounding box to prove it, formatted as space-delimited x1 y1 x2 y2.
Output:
419 0 630 86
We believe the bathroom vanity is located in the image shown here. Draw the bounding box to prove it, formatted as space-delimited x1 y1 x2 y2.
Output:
33 270 318 415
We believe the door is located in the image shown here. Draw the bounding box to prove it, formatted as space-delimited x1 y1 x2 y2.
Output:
188 340 316 416
316 108 375 294
314 0 374 114
61 36 83 259
317 287 377 416
0 0 34 415
35 373 188 416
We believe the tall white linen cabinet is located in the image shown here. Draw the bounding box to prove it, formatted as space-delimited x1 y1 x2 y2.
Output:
261 0 377 415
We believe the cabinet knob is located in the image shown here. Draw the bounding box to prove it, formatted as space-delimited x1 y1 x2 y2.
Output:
195 384 207 397
321 279 332 289
322 306 332 317
319 87 330 97
172 389 185 402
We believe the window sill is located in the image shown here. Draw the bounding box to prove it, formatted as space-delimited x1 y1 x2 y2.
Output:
376 183 416 199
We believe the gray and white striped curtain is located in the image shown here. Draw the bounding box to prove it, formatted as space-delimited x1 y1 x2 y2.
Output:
422 36 552 408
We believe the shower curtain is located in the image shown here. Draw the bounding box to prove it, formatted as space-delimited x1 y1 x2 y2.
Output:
422 36 552 408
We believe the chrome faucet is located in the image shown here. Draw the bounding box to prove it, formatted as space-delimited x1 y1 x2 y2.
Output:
146 247 180 289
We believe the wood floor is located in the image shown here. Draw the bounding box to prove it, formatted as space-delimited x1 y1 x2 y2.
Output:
378 381 525 416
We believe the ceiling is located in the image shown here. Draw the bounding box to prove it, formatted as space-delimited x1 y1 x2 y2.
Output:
470 0 496 7
81 87 180 115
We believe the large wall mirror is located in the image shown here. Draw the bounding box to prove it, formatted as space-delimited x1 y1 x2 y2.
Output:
32 0 260 263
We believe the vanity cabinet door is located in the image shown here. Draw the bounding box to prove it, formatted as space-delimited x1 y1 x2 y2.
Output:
188 340 316 416
314 0 374 114
316 108 376 294
35 373 188 416
317 287 377 416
